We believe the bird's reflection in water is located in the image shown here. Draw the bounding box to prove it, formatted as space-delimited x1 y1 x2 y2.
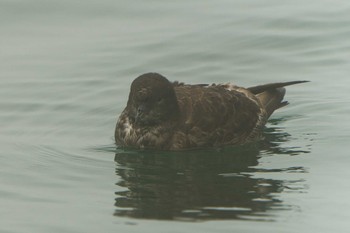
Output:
114 124 309 221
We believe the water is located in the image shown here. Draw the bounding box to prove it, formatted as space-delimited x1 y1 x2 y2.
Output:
1 0 350 232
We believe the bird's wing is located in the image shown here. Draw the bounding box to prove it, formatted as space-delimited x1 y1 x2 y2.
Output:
173 84 263 147
247 81 309 94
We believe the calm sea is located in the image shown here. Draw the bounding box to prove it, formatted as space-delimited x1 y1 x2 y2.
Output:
1 0 350 232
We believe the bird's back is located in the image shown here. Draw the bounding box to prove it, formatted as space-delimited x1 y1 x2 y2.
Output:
169 83 265 149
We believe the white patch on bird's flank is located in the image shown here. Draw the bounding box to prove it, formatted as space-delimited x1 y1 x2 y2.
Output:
222 83 236 91
123 118 133 136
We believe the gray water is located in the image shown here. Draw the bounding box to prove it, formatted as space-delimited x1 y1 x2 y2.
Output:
1 0 350 232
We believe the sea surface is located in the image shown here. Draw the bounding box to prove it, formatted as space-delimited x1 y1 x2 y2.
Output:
1 0 350 232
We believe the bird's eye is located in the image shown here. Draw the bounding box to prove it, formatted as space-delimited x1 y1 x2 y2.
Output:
157 97 163 103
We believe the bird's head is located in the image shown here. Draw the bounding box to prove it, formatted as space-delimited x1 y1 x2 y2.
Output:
126 73 180 126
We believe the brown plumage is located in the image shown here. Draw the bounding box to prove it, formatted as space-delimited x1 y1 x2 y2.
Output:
115 73 308 150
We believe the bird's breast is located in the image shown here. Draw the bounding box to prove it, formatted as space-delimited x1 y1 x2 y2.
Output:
116 114 174 149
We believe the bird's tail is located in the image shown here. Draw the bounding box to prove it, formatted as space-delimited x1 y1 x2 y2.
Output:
247 81 309 118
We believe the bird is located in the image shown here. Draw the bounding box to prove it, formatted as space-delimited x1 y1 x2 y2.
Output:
115 73 308 150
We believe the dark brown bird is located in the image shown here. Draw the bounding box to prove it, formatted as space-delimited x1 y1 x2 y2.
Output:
115 73 307 150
